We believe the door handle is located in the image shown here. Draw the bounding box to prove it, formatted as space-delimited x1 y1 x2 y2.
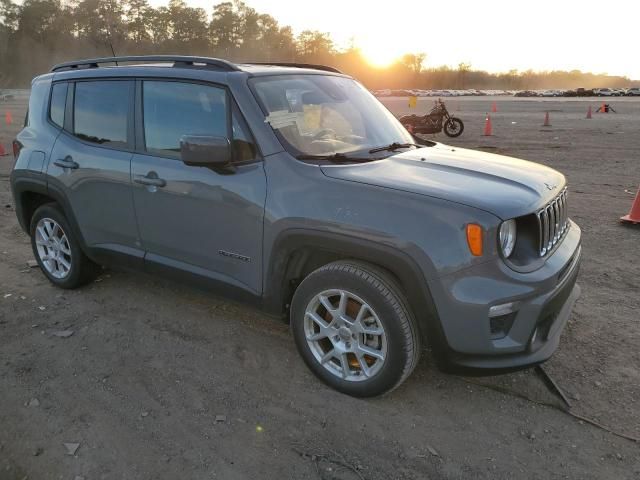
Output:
53 156 79 169
134 172 166 188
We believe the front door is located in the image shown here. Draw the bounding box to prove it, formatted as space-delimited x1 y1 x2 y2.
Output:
131 79 266 295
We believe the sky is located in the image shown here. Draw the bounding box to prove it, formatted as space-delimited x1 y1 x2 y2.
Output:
148 0 640 79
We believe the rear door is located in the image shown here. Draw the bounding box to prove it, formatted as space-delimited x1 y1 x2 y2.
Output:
131 79 266 295
47 79 140 260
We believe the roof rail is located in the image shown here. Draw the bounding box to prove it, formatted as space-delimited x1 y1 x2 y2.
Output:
51 55 241 73
247 62 342 74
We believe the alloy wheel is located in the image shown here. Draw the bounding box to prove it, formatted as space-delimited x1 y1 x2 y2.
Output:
304 289 387 381
34 217 72 279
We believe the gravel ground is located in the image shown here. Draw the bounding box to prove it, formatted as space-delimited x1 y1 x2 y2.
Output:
0 94 639 479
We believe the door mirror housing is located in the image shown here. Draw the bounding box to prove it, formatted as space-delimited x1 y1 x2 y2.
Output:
180 135 232 167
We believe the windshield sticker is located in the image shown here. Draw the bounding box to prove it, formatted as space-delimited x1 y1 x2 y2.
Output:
265 110 312 134
265 110 299 128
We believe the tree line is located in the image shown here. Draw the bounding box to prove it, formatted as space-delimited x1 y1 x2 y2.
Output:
0 0 634 89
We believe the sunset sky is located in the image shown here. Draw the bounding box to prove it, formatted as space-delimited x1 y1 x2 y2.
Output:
150 0 640 79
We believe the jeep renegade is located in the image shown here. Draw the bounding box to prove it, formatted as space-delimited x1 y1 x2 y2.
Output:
10 56 582 397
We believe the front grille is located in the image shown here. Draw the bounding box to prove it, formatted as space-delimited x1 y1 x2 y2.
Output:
536 188 569 257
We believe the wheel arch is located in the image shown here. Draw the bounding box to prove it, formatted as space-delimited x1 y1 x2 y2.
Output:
11 175 49 234
11 174 88 252
262 229 446 348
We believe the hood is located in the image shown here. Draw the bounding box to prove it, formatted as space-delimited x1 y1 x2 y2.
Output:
320 143 565 219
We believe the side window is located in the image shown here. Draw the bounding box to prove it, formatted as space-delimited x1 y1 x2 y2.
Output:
49 82 67 128
231 103 258 163
143 81 227 158
73 81 130 147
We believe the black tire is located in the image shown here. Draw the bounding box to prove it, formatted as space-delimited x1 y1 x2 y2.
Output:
29 203 100 289
444 117 464 137
290 260 421 397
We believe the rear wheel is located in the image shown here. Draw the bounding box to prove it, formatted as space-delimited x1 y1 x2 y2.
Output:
291 261 421 397
444 117 464 137
30 203 100 289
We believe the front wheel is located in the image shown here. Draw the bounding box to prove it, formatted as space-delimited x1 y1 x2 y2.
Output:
444 117 464 137
290 261 421 397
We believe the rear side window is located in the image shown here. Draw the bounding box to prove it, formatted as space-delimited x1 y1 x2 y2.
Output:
73 81 130 147
49 83 67 128
143 81 227 158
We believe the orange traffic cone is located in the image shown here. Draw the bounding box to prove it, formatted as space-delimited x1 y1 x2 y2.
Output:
491 102 497 113
599 102 606 113
0 144 6 156
4 111 12 125
621 186 640 224
542 111 551 127
586 106 592 119
483 114 493 136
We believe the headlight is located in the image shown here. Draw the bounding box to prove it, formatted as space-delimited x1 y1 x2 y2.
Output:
499 219 517 258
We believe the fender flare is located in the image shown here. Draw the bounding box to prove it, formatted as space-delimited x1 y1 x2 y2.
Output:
262 228 447 348
10 173 48 232
11 173 89 254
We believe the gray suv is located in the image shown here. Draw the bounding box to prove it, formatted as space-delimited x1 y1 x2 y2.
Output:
10 56 582 397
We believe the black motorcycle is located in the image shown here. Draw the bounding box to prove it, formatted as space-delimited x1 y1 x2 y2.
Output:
399 99 464 138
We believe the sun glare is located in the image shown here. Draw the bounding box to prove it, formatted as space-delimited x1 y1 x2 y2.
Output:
360 41 405 68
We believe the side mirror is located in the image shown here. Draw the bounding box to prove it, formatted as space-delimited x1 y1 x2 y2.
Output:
180 135 232 168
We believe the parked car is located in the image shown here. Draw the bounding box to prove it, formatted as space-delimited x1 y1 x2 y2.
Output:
373 89 392 97
626 87 640 96
0 90 15 101
10 56 582 397
389 89 413 96
576 88 595 97
514 90 538 97
594 88 615 96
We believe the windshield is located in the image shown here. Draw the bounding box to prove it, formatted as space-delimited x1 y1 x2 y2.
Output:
250 74 414 157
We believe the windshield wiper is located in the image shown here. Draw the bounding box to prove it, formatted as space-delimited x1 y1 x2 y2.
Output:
368 142 421 154
296 153 375 163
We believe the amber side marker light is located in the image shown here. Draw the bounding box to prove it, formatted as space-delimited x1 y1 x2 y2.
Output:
466 224 484 256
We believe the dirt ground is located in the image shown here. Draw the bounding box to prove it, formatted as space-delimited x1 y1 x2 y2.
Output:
0 93 639 479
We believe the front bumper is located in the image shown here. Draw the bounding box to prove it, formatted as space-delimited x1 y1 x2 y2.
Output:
432 220 582 371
